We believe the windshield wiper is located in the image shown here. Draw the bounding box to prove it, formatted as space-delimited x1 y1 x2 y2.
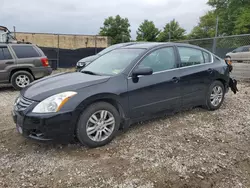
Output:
81 70 100 75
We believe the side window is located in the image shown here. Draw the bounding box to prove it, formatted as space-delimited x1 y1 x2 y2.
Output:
0 47 12 60
203 51 211 63
178 47 204 67
242 47 250 52
138 47 176 73
234 47 243 53
12 46 40 58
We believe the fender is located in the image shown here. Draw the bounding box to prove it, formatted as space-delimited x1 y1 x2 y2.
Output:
76 92 129 119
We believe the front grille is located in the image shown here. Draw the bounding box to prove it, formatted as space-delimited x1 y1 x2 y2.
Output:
16 96 34 111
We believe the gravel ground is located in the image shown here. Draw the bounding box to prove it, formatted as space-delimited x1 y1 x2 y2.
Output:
0 78 250 187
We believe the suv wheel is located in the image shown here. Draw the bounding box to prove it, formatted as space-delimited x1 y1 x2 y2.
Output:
76 102 120 148
205 81 225 111
11 71 34 90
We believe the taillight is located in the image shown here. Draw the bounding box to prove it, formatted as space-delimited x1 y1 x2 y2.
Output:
41 58 49 67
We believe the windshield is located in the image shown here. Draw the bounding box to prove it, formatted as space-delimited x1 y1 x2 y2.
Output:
82 48 145 76
98 43 129 56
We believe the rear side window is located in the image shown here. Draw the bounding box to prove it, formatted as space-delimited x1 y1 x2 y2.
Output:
178 47 204 67
203 51 211 63
233 47 243 53
12 46 40 58
0 47 12 60
242 47 250 52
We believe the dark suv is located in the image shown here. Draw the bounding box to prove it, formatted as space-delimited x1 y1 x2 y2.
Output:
0 43 52 90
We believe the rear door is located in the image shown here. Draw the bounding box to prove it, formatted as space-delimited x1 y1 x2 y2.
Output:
0 45 15 82
240 46 250 61
231 47 244 61
176 46 215 108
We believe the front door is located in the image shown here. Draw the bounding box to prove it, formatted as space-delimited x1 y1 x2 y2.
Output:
0 46 15 82
127 46 181 119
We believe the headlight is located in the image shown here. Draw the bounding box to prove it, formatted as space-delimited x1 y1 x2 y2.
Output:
32 91 77 113
77 62 86 67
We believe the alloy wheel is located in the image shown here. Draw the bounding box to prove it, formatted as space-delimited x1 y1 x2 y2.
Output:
86 110 115 142
16 75 30 88
210 85 223 107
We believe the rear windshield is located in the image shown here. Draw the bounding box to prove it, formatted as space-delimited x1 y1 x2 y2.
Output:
12 45 41 58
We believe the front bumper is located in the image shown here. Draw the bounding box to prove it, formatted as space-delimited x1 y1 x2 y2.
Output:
12 107 78 142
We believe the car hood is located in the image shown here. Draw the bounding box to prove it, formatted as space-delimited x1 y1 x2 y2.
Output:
21 72 110 101
78 55 99 63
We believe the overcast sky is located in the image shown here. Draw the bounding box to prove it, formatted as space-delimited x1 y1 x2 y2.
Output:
1 0 210 39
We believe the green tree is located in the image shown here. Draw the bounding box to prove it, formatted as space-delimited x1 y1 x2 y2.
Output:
234 7 250 34
99 15 131 44
188 11 217 39
188 0 250 39
136 20 160 41
157 19 186 42
207 0 250 35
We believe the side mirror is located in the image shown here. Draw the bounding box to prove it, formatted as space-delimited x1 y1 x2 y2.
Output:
132 67 153 77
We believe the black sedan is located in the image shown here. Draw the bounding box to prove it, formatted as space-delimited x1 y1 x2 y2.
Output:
12 42 230 148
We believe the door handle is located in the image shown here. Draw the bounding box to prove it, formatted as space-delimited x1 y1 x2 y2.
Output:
207 68 213 74
172 77 180 83
5 61 14 65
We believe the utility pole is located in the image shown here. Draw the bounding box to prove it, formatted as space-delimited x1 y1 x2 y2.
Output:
215 16 219 38
212 16 219 54
168 24 172 42
122 33 124 43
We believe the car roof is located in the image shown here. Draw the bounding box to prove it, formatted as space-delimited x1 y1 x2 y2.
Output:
116 41 149 47
7 43 36 47
121 42 207 50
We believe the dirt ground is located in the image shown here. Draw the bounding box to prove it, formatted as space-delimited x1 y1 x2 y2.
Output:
0 80 250 188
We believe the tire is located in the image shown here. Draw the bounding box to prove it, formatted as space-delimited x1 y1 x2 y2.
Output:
205 81 225 111
11 71 34 90
76 102 121 148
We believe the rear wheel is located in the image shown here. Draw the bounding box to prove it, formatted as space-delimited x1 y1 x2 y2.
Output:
11 71 34 90
205 81 225 111
76 102 120 148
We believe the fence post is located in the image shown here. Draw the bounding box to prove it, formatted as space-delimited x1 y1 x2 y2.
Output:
212 37 217 54
13 26 16 38
95 35 97 54
57 34 60 69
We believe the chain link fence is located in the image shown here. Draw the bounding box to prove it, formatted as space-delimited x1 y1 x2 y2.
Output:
176 34 250 59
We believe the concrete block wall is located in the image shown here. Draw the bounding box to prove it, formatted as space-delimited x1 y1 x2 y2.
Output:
15 32 109 49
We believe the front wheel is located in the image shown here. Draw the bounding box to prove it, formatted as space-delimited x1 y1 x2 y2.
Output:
205 81 225 111
76 102 120 148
